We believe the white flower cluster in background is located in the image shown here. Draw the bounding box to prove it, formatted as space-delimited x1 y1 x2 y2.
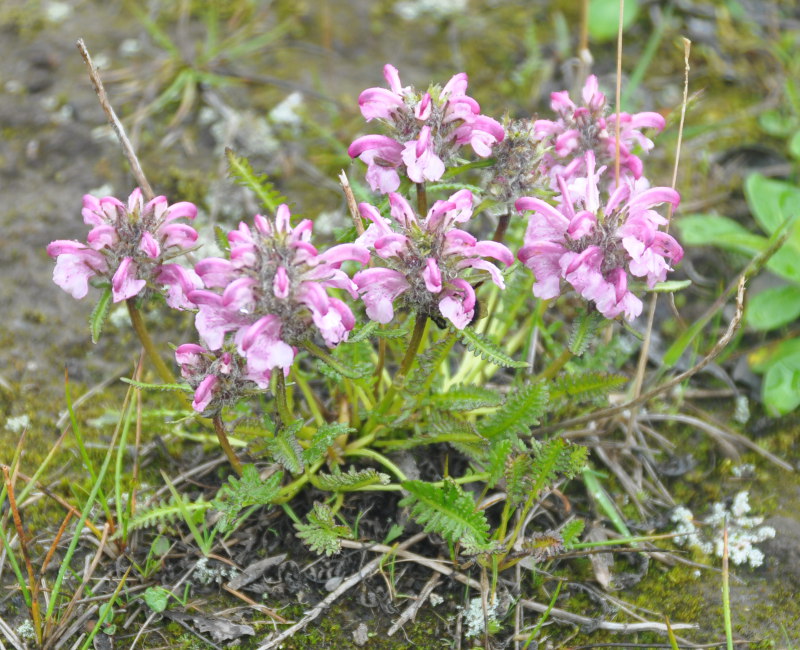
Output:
670 491 776 568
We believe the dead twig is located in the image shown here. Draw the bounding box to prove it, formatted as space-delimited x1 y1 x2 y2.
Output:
387 572 441 636
76 39 154 201
255 533 426 650
338 171 365 236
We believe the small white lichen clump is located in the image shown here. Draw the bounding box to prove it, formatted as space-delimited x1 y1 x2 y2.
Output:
463 596 498 638
670 491 776 568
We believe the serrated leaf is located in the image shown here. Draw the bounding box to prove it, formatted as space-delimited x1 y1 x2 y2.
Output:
126 495 212 533
265 421 304 474
456 327 528 368
561 519 586 548
478 382 549 438
316 467 390 492
521 531 565 562
225 147 287 213
302 422 355 465
569 311 602 356
213 224 230 253
486 438 514 488
550 372 628 402
349 321 409 343
424 385 503 411
294 502 353 556
400 478 490 549
407 333 455 395
90 286 113 344
120 378 193 393
212 464 283 532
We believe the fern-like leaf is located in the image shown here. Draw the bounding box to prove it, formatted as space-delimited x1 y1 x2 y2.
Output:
407 332 455 395
550 372 628 402
561 519 585 548
424 384 502 411
294 502 353 556
89 286 112 344
315 467 390 492
127 495 212 533
486 439 514 488
349 321 409 343
504 453 535 505
456 327 529 368
225 147 287 213
265 420 304 474
120 378 193 393
528 438 588 498
212 464 283 532
478 382 549 438
400 478 490 548
569 311 602 356
303 422 354 465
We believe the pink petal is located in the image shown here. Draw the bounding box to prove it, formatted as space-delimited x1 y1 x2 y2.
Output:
111 257 146 302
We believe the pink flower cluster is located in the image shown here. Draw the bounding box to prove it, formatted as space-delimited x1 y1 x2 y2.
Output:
517 152 683 320
186 205 370 387
353 190 513 328
348 64 505 193
533 75 665 184
47 189 200 306
176 343 257 414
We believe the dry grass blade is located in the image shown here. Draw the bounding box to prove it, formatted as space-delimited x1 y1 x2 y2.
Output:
387 572 441 636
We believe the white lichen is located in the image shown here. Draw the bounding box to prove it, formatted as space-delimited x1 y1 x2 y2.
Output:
16 619 36 641
5 415 30 433
671 491 775 568
463 596 497 638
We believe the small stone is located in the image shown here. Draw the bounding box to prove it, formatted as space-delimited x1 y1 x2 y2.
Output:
352 623 369 646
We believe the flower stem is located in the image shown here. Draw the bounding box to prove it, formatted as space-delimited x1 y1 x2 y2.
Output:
274 370 293 426
536 347 572 381
365 314 428 431
416 182 428 215
126 299 176 384
492 213 510 243
212 415 243 476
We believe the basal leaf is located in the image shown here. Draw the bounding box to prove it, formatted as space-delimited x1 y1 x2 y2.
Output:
746 284 800 331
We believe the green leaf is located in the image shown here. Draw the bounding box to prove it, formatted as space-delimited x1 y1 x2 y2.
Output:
143 586 171 613
400 478 490 548
550 372 628 402
456 327 529 368
265 421 304 474
789 131 800 160
744 173 800 236
486 438 514 488
746 285 800 331
646 279 692 293
315 467 390 492
588 0 639 43
762 351 800 415
424 384 503 411
90 286 113 344
561 519 586 548
675 214 767 254
569 311 602 356
478 382 549 438
349 321 409 343
120 378 193 393
294 502 353 556
225 147 288 213
302 422 355 465
127 495 212 533
748 338 800 373
212 464 283 532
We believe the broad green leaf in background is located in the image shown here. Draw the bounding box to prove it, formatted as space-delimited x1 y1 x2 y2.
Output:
749 338 800 373
762 351 800 415
588 0 639 43
746 285 800 331
744 173 800 238
675 214 767 256
789 131 800 160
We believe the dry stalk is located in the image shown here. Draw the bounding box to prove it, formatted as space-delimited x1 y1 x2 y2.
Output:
387 572 441 636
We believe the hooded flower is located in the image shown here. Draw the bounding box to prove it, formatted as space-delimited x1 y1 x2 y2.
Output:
175 343 261 414
47 188 201 306
533 75 665 184
348 64 504 193
188 205 370 386
516 152 683 320
353 189 513 328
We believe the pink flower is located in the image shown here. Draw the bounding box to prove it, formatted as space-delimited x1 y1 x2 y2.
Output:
533 75 665 184
349 65 505 193
48 188 199 306
516 152 682 320
353 190 513 328
175 343 259 413
189 205 369 385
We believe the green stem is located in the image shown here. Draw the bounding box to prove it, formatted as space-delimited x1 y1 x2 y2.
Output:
536 347 573 381
344 448 407 482
126 299 176 384
491 212 510 243
365 314 428 431
274 370 293 425
212 415 243 476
